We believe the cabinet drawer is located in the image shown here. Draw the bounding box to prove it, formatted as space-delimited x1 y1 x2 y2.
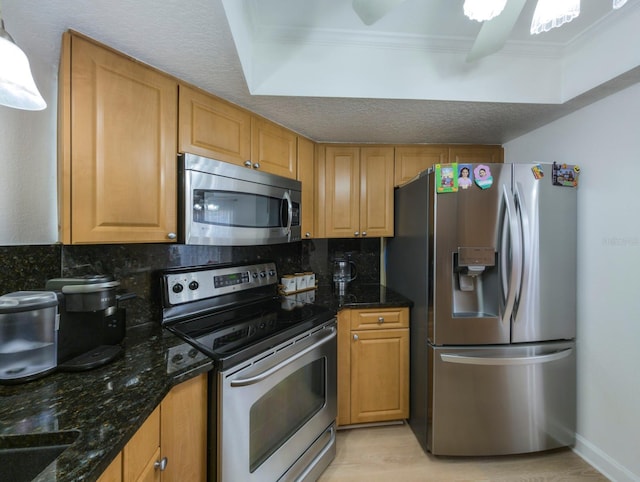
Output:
350 308 408 330
123 407 160 482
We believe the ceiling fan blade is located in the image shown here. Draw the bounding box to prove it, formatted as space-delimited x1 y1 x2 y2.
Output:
466 0 528 62
352 0 407 26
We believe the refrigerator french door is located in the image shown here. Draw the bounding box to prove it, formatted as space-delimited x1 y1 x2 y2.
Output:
387 163 577 456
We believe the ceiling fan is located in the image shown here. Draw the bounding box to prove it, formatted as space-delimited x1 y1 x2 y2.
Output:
351 0 529 62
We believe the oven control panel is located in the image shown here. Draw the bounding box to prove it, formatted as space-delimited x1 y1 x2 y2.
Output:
164 262 277 306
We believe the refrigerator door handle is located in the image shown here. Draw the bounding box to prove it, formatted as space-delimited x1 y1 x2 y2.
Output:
440 348 573 366
513 182 528 312
501 184 521 326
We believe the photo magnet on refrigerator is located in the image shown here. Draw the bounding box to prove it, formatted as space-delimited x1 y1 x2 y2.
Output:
474 164 493 189
435 163 458 193
458 164 473 189
531 164 544 179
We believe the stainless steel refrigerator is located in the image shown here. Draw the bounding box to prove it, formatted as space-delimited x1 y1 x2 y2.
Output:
386 163 576 456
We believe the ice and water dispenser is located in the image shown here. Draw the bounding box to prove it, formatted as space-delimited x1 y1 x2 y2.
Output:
452 246 499 317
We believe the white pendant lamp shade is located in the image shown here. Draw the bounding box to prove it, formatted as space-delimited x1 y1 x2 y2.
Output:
463 0 508 22
0 20 46 111
613 0 628 9
530 0 580 35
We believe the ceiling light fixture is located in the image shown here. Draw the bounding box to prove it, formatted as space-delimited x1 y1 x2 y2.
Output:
463 0 508 22
612 0 628 9
0 5 46 111
530 0 581 35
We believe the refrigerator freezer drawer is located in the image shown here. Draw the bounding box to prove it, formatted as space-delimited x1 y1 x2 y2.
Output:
428 341 575 456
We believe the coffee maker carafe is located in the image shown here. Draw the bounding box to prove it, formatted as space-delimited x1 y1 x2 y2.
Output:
333 256 357 293
45 275 134 371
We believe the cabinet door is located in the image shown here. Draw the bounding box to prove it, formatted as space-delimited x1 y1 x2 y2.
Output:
394 145 448 186
123 407 161 482
178 84 251 166
323 146 361 238
360 147 394 238
68 34 178 244
97 453 122 482
297 136 315 239
350 328 409 424
251 117 297 178
448 145 504 164
160 374 207 482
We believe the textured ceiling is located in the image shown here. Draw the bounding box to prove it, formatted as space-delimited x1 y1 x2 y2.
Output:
3 0 640 145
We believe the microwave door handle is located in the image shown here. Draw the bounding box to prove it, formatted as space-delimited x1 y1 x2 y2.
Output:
282 191 293 236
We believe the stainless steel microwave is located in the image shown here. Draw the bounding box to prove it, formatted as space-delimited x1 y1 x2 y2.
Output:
179 153 301 246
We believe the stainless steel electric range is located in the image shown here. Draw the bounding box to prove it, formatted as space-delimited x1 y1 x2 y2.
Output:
159 261 337 482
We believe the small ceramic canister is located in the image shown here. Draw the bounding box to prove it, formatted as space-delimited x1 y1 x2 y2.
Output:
281 294 297 311
294 273 308 291
281 275 297 294
304 272 316 289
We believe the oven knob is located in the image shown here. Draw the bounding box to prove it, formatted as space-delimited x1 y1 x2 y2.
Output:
259 271 266 278
171 353 184 363
188 348 199 358
172 283 184 294
188 281 199 290
252 272 258 279
268 269 275 277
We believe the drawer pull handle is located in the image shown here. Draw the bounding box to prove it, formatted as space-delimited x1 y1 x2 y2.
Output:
353 334 359 341
378 317 384 324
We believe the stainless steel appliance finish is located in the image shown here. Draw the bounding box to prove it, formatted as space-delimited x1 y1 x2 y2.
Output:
160 261 337 482
387 163 577 456
179 153 302 246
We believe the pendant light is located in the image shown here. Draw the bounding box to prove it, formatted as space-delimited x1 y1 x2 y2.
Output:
612 0 628 9
0 4 46 111
463 0 508 22
530 0 581 35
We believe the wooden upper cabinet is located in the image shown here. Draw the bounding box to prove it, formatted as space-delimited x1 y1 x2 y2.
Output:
448 145 504 164
297 136 315 239
178 84 251 166
322 146 361 238
251 117 297 179
319 145 394 238
360 147 394 237
394 145 448 186
60 32 178 244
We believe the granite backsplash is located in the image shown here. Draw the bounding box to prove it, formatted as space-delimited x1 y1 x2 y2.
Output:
0 238 381 327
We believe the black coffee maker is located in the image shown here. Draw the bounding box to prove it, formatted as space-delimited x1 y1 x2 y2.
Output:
45 275 134 371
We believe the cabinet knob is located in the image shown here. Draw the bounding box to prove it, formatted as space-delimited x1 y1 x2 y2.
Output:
362 231 367 237
253 162 261 169
167 232 177 240
305 232 311 238
354 231 360 237
353 334 359 341
154 457 168 471
378 316 384 324
244 160 252 167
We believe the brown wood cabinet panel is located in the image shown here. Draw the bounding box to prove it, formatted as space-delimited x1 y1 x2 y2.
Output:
360 147 394 237
350 307 408 331
394 145 448 186
350 328 409 424
96 453 122 482
251 116 297 178
160 374 207 482
64 32 178 244
123 407 160 482
448 145 504 164
178 84 251 166
297 136 315 239
323 146 361 237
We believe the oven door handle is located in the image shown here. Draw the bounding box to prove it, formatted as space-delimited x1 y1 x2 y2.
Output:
230 327 336 387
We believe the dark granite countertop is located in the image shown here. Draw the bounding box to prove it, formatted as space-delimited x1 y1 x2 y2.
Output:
312 283 413 312
0 323 212 482
0 284 409 482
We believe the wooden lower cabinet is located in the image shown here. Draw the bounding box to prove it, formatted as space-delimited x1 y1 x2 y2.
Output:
337 307 409 427
100 374 207 482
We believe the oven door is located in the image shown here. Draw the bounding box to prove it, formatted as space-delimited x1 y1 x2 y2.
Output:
181 154 301 246
217 321 337 482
